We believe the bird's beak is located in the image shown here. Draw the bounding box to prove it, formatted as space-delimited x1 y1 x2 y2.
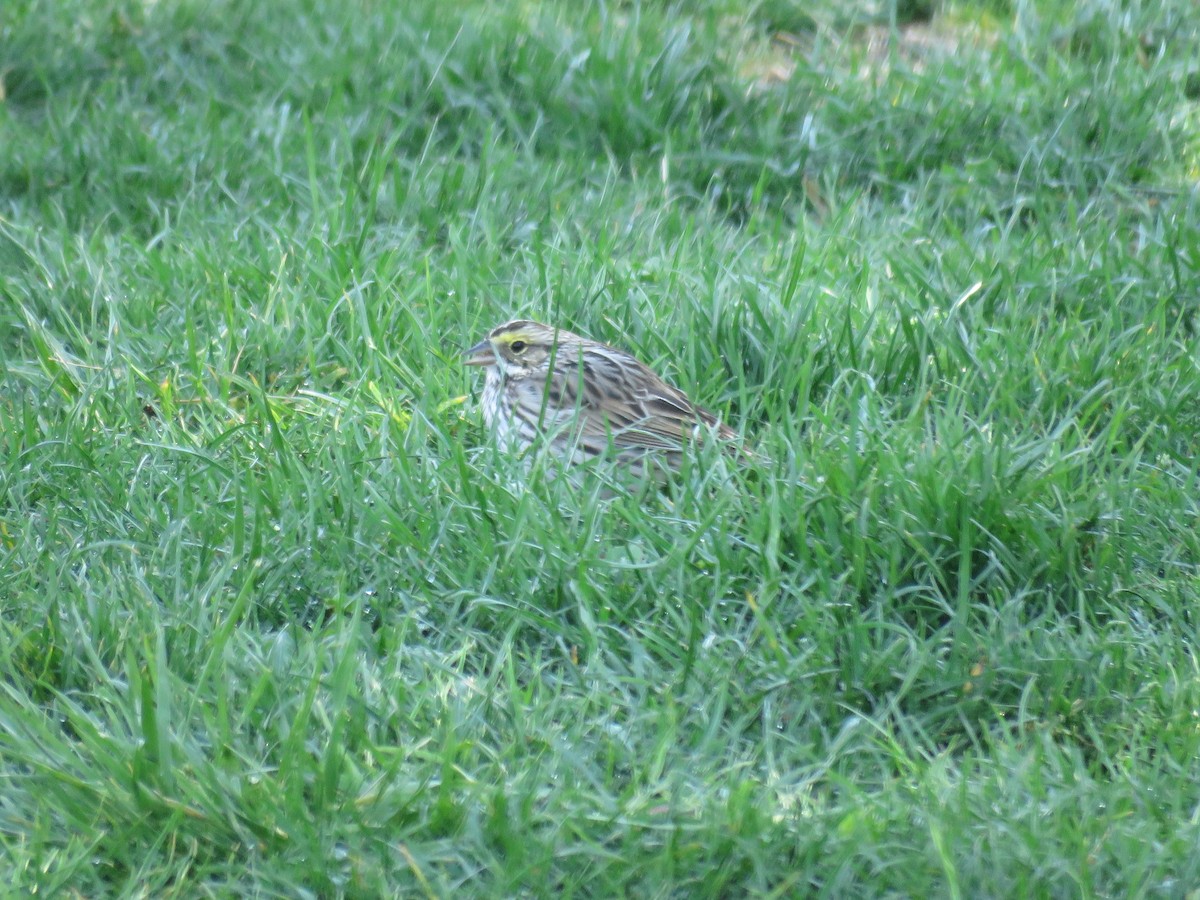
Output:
463 340 496 367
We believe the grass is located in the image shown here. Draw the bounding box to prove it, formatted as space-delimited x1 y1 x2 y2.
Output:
1 0 1199 894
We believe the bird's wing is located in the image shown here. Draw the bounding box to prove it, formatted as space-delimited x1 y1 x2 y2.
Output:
564 346 733 450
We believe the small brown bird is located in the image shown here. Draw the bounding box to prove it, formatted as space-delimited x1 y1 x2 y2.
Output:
464 319 743 475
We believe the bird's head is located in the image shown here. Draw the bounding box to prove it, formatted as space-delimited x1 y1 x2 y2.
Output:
463 320 570 377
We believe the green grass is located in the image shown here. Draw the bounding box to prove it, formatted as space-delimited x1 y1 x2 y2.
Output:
2 0 1199 894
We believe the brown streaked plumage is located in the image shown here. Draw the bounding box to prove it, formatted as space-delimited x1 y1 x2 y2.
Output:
464 319 743 474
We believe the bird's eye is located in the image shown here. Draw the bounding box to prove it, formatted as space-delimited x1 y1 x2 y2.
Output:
510 340 527 353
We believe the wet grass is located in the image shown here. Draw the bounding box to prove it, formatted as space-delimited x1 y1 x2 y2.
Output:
2 0 1199 894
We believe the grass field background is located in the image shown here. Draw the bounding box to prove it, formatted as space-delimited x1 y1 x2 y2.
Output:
2 0 1199 894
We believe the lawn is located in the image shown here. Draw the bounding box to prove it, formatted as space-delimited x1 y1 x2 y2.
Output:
2 0 1199 895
